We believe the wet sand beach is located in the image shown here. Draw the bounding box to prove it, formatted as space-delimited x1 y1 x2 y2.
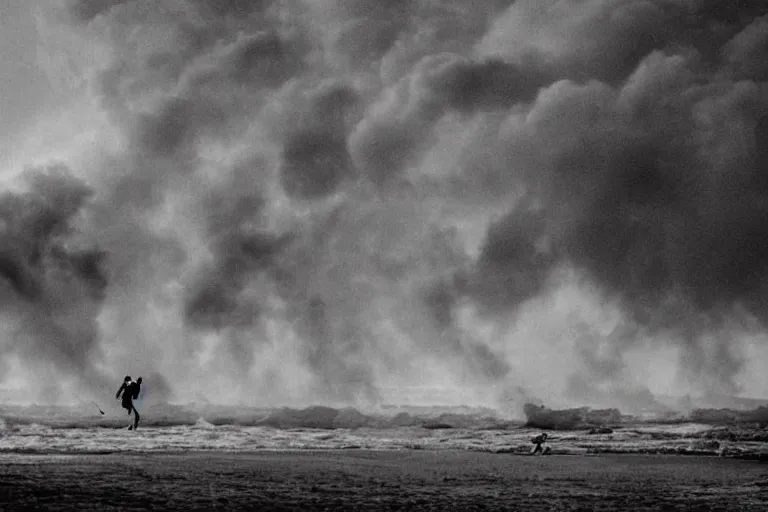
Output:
1 450 766 511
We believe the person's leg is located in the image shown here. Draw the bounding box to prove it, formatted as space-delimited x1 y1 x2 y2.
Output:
133 407 140 430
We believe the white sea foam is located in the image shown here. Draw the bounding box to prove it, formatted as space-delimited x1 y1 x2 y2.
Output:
0 403 765 459
0 423 761 457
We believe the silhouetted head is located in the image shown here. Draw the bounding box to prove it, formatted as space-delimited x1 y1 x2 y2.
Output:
136 377 142 384
124 375 131 382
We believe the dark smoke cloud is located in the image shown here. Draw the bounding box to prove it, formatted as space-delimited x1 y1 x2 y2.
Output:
134 97 225 157
0 165 109 393
185 212 292 332
277 83 360 199
280 130 353 199
723 14 768 80
461 201 558 315
477 0 668 82
320 0 514 81
17 1 768 408
318 0 411 71
179 156 295 378
205 31 307 89
349 54 551 187
430 59 549 113
449 6 768 393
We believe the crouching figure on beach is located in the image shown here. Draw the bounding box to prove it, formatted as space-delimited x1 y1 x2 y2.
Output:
530 432 551 455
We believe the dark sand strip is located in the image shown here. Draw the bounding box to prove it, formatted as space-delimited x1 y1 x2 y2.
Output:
1 450 767 511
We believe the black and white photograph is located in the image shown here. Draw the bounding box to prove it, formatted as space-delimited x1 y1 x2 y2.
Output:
0 0 767 510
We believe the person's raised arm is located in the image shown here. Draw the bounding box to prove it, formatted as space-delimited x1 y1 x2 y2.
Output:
116 382 126 399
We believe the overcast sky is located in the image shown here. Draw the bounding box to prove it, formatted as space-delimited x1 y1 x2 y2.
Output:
0 1 767 410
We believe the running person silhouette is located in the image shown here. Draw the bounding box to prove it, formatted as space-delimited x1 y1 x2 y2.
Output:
116 376 142 430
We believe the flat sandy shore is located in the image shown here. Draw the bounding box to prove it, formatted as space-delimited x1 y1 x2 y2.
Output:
1 450 766 511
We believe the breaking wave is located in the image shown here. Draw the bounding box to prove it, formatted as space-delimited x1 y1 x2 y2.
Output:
2 402 768 431
0 403 515 430
0 401 766 460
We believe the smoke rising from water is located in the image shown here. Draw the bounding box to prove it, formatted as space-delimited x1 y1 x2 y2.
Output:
6 0 768 411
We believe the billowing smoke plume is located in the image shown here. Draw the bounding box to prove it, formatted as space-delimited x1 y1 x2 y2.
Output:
8 0 768 409
0 165 109 399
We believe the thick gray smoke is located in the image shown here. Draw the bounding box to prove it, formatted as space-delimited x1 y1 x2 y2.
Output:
0 166 109 398
7 0 768 409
